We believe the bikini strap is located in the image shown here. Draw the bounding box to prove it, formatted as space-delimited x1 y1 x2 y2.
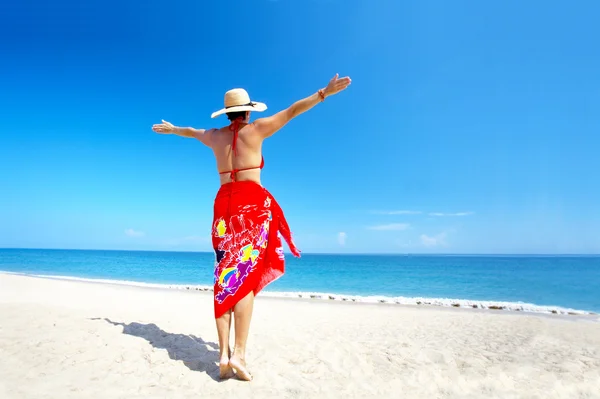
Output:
230 116 243 156
228 117 243 181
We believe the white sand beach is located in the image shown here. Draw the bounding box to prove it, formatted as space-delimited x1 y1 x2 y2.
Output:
1 273 599 399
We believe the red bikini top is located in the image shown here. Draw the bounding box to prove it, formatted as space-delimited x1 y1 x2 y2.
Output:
218 117 264 182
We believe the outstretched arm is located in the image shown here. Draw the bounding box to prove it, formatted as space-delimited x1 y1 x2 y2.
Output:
253 73 351 138
152 120 214 147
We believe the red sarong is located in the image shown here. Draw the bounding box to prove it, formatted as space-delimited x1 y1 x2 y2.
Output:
212 181 300 318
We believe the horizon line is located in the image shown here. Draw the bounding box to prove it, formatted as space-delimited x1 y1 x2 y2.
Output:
1 247 599 257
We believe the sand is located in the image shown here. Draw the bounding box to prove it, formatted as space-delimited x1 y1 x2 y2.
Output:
1 273 599 398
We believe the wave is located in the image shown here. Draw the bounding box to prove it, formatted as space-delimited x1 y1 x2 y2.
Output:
2 271 596 316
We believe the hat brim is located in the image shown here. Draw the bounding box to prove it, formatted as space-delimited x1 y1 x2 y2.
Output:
210 102 267 119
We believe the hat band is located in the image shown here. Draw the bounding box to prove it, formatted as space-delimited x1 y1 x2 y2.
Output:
225 102 254 109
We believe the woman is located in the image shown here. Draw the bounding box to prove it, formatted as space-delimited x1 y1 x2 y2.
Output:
152 73 351 381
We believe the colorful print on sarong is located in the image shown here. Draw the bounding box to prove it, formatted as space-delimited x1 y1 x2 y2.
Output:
212 181 300 318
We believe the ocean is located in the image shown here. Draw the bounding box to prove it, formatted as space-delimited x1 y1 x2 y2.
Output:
1 248 599 314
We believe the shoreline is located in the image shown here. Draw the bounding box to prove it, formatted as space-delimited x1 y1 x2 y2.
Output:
1 270 597 318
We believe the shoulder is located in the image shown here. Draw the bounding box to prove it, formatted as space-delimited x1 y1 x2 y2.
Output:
193 127 220 147
251 109 294 138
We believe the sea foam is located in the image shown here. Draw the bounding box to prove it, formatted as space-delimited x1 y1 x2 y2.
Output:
3 271 595 316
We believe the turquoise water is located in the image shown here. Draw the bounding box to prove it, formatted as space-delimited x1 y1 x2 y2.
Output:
1 249 599 313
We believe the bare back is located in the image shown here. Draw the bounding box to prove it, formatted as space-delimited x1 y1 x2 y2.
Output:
210 123 265 186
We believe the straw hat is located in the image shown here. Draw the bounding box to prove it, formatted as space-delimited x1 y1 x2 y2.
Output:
210 88 267 118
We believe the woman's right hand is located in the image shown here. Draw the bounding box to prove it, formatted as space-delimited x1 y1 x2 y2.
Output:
324 73 352 97
152 120 177 134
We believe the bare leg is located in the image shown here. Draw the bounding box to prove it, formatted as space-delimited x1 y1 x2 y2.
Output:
215 309 234 379
230 291 255 381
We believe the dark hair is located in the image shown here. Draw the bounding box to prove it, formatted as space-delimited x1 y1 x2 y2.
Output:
226 111 247 121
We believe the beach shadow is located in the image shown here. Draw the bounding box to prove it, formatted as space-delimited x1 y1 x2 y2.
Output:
92 318 222 382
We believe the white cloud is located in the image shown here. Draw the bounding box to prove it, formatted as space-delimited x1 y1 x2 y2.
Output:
395 239 416 248
125 228 145 237
338 232 347 246
428 212 474 217
420 233 448 247
367 223 411 231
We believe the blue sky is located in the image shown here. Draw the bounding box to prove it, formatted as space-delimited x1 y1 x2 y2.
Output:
1 0 599 254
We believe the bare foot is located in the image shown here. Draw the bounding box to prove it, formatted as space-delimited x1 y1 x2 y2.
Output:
229 355 252 381
219 357 235 380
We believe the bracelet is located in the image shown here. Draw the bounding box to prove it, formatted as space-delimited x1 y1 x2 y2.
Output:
318 89 326 102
